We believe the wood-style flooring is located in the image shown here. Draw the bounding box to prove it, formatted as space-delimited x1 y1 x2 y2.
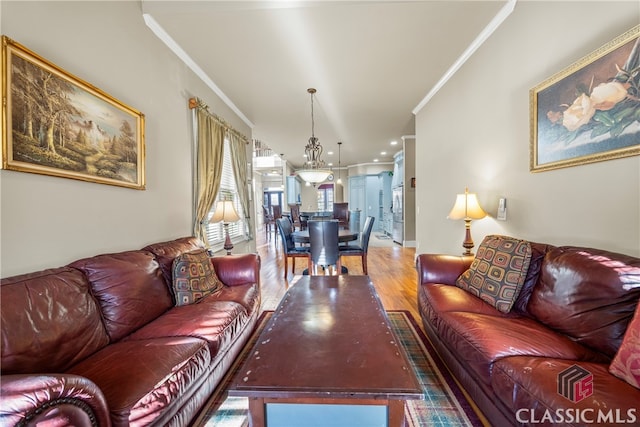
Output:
254 226 421 327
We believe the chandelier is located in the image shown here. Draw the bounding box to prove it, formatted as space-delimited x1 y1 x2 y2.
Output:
296 88 333 184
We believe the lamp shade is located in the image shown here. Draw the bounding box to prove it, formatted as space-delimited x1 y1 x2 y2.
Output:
210 200 240 223
297 168 332 184
447 188 487 220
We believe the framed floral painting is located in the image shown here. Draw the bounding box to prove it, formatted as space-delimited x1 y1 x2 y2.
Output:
1 36 145 189
530 25 639 172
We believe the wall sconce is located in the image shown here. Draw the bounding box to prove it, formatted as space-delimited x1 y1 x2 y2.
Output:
210 200 240 255
447 187 487 255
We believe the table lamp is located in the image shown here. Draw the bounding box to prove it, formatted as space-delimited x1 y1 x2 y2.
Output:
447 187 487 255
210 200 240 255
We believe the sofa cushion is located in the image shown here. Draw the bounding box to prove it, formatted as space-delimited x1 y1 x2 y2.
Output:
609 302 640 389
456 235 532 313
142 236 205 286
0 267 109 373
69 250 173 341
492 357 640 423
527 246 640 358
125 298 249 357
67 337 210 427
172 249 223 306
435 311 606 386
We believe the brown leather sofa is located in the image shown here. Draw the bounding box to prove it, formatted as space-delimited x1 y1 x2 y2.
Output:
0 236 261 427
417 242 640 426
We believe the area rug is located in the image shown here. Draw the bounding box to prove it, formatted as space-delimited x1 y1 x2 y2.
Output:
190 311 483 427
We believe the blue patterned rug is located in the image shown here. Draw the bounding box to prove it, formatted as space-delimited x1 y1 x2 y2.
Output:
190 311 484 427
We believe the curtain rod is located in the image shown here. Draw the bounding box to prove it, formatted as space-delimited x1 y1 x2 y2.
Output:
189 97 250 144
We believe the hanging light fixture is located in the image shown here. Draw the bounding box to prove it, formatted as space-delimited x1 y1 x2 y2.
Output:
336 141 342 185
296 88 333 184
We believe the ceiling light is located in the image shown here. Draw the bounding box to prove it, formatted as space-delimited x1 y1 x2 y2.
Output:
390 140 398 146
373 158 379 162
296 88 333 184
381 151 387 155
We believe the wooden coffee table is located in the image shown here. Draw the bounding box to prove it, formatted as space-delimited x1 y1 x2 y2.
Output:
228 275 422 427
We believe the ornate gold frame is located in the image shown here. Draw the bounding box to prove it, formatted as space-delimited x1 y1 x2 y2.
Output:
530 25 639 172
1 36 145 189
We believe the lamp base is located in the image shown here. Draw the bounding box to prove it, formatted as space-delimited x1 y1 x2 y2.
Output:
462 219 475 256
223 223 233 255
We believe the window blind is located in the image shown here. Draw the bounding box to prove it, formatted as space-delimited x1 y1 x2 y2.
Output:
205 139 247 247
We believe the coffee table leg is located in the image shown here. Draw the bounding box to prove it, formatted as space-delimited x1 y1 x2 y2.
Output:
247 397 266 427
388 400 406 427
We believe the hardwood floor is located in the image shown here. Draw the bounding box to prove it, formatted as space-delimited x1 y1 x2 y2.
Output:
254 226 422 327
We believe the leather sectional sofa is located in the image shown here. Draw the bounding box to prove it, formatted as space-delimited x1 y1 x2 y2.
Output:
417 237 640 426
0 236 261 427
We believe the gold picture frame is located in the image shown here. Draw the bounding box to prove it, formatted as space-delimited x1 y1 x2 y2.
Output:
1 36 145 189
530 25 640 172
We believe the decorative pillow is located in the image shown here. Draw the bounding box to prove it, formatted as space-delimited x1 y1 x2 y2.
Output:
455 235 532 313
172 249 223 306
609 302 640 389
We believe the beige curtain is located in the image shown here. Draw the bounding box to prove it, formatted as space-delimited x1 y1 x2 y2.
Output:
193 106 225 243
227 131 253 239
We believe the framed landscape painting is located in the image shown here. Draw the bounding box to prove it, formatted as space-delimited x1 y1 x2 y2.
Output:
530 25 640 172
1 36 145 189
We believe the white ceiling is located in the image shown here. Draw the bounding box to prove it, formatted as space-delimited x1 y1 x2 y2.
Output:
142 0 509 169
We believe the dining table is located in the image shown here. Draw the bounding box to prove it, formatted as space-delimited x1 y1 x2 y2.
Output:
292 228 359 244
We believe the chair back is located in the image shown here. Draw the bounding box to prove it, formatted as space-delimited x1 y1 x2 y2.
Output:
262 205 272 220
276 217 295 252
271 204 282 220
288 203 300 221
360 216 376 251
308 220 340 267
332 202 349 228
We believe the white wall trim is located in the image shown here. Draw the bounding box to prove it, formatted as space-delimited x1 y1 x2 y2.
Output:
403 240 417 248
412 0 517 115
142 13 255 129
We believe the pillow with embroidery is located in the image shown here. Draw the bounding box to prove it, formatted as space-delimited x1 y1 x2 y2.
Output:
609 302 640 389
455 235 532 313
171 249 223 306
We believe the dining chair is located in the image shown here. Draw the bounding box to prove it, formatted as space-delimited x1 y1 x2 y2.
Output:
332 202 349 229
262 205 275 241
308 220 342 275
276 217 310 278
271 205 283 242
339 215 375 274
288 203 305 230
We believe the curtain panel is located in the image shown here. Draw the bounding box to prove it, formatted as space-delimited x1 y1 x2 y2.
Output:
190 97 252 244
227 131 252 239
193 106 224 243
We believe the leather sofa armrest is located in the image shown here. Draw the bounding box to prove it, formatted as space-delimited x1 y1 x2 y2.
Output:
211 253 261 287
0 374 111 427
416 254 474 286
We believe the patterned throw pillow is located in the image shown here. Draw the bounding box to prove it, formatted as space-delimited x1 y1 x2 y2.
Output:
172 249 223 306
455 235 532 313
609 302 640 389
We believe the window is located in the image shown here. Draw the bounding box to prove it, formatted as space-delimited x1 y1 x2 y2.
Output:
205 139 247 248
317 184 334 212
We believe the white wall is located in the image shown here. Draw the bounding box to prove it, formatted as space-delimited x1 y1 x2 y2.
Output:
415 1 640 257
0 1 253 277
